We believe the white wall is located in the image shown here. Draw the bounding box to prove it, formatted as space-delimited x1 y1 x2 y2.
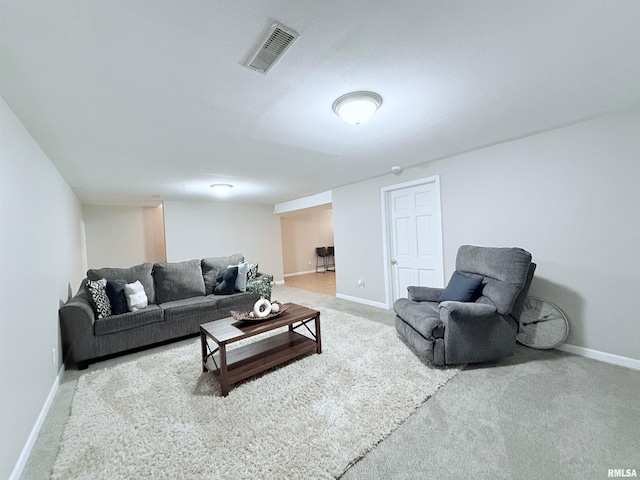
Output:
0 97 86 479
333 107 640 362
83 204 166 269
280 209 334 275
163 200 284 281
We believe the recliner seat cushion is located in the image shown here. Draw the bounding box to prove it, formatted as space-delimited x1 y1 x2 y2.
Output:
153 259 206 304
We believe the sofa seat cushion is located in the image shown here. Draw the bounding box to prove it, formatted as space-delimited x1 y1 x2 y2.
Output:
154 259 206 303
393 299 444 339
94 304 163 336
206 291 259 310
160 297 216 322
202 254 244 295
88 263 156 304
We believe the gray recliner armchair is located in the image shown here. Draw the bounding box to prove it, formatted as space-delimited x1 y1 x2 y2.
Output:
394 245 536 366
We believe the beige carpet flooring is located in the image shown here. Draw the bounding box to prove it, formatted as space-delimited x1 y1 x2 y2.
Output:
50 308 458 479
20 284 640 480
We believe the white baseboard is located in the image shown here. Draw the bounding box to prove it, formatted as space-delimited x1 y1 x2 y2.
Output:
274 279 285 285
10 366 64 480
556 343 640 371
335 293 389 310
283 269 318 277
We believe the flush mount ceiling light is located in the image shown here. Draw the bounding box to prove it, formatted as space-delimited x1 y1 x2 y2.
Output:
210 184 233 195
332 91 383 125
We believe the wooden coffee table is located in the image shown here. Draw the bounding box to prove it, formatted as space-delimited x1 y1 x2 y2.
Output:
200 302 321 396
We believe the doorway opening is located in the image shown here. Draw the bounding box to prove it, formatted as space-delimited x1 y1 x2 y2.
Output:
279 204 336 296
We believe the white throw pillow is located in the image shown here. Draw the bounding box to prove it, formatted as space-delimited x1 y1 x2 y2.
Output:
124 280 148 312
229 262 248 292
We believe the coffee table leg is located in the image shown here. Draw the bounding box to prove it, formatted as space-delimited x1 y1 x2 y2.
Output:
315 313 322 354
200 331 207 372
219 343 229 397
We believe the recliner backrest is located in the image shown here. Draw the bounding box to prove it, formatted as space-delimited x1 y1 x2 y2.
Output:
456 245 533 315
510 262 537 321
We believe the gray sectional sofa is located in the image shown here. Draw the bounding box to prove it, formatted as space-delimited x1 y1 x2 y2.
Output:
59 254 271 369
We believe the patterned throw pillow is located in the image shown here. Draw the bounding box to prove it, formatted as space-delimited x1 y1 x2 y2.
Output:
87 278 112 319
246 263 258 282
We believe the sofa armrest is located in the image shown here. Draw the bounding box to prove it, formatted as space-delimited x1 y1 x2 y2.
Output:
59 287 97 365
439 301 497 321
407 286 444 302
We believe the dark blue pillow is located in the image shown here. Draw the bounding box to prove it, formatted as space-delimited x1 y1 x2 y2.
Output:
106 279 128 315
214 266 238 295
439 271 483 302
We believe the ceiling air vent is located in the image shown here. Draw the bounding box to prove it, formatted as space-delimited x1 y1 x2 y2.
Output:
245 22 299 74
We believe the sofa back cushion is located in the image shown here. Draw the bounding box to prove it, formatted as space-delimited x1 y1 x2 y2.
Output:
201 253 244 295
153 259 206 304
88 262 156 304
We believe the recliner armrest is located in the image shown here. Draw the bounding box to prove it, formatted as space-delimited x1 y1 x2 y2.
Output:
407 286 444 302
439 301 497 321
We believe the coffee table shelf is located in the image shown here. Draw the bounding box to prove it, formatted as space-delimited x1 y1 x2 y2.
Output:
204 331 318 386
200 303 321 396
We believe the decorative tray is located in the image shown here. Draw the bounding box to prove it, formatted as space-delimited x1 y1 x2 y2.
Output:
231 301 289 322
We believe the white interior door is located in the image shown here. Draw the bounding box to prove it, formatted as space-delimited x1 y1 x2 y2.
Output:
386 178 444 302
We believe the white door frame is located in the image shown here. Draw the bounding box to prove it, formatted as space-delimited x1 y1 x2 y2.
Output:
380 175 444 308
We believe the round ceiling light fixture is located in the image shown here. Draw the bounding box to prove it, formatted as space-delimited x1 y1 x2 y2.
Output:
332 91 383 125
210 184 233 195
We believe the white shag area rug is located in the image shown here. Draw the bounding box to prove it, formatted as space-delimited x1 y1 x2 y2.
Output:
52 307 459 480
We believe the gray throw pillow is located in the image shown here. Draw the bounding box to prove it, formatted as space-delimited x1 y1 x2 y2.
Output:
153 259 206 304
439 271 483 303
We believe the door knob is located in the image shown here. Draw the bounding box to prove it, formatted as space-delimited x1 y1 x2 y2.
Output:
391 259 397 265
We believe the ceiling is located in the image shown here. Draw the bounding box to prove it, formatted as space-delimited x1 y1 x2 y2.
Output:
2 1 640 206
